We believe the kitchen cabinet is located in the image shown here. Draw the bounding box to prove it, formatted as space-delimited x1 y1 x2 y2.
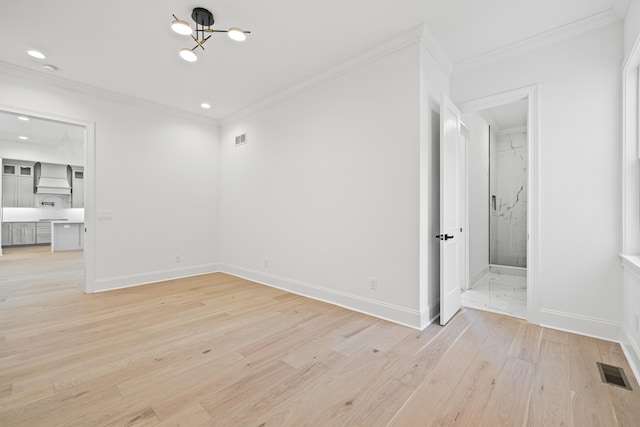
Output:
1 223 10 246
36 222 52 244
10 222 36 245
2 163 34 207
52 221 83 251
71 168 84 208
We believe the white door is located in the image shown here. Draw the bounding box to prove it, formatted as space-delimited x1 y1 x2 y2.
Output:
439 94 462 325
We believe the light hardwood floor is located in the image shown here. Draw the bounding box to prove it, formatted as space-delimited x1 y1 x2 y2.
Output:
1 246 639 426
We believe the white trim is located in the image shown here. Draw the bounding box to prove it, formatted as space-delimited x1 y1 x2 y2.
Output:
620 254 640 280
456 85 540 325
221 24 450 125
94 263 221 292
219 263 424 330
453 10 622 75
421 299 440 329
419 25 453 76
0 103 95 294
622 40 640 255
0 62 219 128
614 0 630 19
622 326 640 384
539 308 622 342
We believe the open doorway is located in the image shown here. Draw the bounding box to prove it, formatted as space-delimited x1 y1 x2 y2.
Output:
461 100 527 318
455 86 539 323
0 109 91 296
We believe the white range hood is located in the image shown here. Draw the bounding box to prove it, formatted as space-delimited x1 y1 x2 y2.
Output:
36 163 71 195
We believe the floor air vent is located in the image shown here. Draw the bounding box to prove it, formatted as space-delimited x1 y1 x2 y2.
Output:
597 362 633 390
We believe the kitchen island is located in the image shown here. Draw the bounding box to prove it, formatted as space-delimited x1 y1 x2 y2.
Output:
51 220 84 252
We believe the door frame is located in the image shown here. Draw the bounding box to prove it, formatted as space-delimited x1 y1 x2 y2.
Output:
456 85 540 324
0 103 96 293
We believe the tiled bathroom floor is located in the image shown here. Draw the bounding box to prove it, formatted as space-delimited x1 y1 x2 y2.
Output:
461 270 527 318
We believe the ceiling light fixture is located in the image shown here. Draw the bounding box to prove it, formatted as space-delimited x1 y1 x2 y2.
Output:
171 18 192 36
18 116 30 121
171 7 250 62
179 48 198 62
27 50 46 59
19 136 29 140
201 103 211 109
42 64 58 72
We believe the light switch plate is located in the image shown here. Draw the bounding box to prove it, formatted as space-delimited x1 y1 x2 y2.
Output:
97 211 113 220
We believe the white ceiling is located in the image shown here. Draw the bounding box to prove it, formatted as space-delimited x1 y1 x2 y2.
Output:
0 0 623 121
481 99 528 131
0 111 84 147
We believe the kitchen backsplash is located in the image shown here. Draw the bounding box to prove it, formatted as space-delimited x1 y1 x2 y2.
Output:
2 207 84 222
34 193 72 209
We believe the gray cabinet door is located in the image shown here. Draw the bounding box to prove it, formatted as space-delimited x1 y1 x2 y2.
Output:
11 223 36 245
1 223 10 246
16 176 34 207
2 175 17 207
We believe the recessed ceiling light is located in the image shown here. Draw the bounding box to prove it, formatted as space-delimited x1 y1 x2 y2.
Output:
201 103 211 109
179 48 197 62
27 50 46 59
18 136 28 140
42 64 58 72
18 116 30 121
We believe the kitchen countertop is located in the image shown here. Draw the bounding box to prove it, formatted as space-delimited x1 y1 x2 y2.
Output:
2 219 83 223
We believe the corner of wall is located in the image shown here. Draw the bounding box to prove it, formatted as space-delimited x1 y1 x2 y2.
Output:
220 264 424 329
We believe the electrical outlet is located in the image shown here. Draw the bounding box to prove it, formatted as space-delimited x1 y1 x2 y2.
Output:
370 277 377 290
264 258 269 268
175 255 180 263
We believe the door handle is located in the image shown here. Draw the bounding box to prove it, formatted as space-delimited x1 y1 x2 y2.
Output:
435 234 455 240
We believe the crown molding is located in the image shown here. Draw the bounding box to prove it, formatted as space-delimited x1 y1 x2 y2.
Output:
420 24 453 76
614 0 630 19
0 61 220 127
221 25 438 126
453 8 623 75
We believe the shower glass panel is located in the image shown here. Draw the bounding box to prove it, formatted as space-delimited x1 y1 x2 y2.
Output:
489 131 527 268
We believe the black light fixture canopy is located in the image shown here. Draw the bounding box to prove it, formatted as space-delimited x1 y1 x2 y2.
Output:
171 7 251 62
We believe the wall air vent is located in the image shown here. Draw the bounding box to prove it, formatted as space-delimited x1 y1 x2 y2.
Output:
235 133 247 147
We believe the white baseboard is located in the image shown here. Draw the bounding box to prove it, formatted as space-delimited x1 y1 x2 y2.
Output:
489 264 527 277
220 263 424 329
93 263 221 292
538 308 622 342
622 325 640 383
421 299 440 329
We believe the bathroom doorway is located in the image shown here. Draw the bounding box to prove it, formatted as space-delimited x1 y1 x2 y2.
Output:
456 86 539 322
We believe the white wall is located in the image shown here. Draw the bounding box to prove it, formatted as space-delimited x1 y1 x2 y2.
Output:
220 41 432 327
452 23 623 339
625 0 640 58
0 69 221 291
465 112 490 285
0 138 83 166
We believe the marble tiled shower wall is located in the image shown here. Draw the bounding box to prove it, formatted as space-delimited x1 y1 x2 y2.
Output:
490 131 527 267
